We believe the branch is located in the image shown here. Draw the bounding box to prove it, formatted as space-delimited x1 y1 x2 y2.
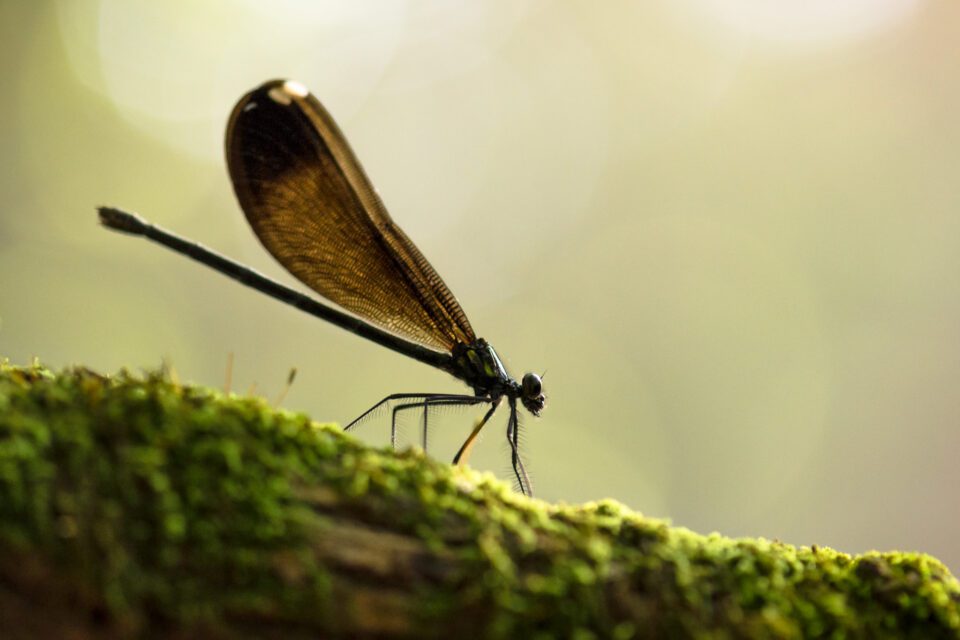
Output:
0 362 958 638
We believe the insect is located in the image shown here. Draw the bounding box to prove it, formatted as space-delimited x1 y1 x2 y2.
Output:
99 79 546 495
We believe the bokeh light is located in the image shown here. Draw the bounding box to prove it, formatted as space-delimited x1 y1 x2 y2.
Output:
685 0 921 48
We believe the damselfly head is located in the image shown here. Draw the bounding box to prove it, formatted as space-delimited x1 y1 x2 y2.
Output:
521 372 546 416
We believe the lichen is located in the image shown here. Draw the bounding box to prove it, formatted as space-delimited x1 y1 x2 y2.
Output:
0 361 958 638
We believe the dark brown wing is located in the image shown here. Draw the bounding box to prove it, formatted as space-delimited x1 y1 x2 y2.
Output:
225 79 476 353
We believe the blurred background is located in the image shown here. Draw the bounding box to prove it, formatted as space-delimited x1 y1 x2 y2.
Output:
2 1 959 570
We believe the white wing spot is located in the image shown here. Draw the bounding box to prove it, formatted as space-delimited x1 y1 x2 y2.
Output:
268 81 308 105
283 80 309 97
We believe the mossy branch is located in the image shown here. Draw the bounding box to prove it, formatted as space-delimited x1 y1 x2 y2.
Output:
0 363 958 638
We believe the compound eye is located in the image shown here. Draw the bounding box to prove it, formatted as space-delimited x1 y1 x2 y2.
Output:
522 373 542 398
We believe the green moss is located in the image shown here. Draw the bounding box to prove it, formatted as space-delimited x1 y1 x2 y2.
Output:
1 361 958 638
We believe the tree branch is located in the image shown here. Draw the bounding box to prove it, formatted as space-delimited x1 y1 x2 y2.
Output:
0 362 958 638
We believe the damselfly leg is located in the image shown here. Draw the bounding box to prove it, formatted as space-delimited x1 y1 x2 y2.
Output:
506 398 533 496
389 395 486 450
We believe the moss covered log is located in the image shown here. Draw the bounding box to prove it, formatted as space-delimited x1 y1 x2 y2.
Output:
0 362 958 639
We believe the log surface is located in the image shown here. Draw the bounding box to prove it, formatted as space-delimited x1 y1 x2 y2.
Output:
0 363 958 638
